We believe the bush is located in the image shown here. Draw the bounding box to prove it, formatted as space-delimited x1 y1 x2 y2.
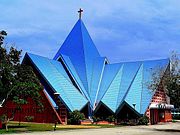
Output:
172 114 180 120
0 114 6 122
138 116 149 125
106 115 115 123
25 116 34 122
92 116 101 123
68 110 85 125
0 114 7 129
92 116 97 122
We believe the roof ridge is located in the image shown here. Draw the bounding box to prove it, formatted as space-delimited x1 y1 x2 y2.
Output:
79 19 89 96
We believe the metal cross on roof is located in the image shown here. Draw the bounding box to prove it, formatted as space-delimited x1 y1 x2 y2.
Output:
78 8 83 19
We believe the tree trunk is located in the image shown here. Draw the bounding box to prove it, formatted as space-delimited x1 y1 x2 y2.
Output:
5 122 8 132
4 116 9 132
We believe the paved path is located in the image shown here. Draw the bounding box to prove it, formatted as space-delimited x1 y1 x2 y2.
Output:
8 121 180 135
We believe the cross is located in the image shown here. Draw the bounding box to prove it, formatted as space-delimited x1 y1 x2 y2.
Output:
78 8 83 19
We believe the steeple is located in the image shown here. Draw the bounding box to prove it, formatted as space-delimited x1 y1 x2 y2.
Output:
53 13 101 98
53 19 100 60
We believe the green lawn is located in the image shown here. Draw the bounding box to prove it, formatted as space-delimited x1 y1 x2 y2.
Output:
0 121 119 134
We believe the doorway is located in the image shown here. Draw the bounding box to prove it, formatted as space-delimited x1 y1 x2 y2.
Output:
150 109 159 124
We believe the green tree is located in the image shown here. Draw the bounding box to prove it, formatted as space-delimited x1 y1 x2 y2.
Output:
68 110 85 125
148 51 180 108
0 30 43 131
106 115 115 123
0 30 12 102
138 116 149 125
165 52 180 108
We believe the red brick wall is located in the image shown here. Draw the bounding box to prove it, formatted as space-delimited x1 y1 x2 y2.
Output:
164 110 172 122
151 85 167 104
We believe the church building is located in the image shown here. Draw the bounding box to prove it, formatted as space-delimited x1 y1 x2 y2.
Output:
0 10 174 125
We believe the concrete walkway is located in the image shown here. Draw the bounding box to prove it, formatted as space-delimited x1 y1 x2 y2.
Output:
9 121 180 135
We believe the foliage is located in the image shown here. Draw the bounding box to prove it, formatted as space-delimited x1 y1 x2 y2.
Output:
148 51 180 108
92 115 115 123
0 30 43 107
172 114 180 120
0 30 14 102
92 116 101 122
0 30 7 45
172 108 180 120
68 110 85 125
92 116 97 122
10 65 44 108
0 30 43 131
25 116 34 122
106 115 115 123
138 116 149 125
0 114 7 122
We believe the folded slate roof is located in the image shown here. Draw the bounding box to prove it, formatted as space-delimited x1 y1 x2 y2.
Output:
24 19 169 115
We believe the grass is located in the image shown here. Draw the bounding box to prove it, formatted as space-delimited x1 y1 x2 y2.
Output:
0 121 120 134
0 122 54 134
172 119 178 123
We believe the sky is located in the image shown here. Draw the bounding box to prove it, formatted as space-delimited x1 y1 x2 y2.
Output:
0 0 180 63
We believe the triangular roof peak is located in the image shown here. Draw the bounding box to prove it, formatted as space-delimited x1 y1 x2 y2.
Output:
53 19 100 60
53 19 101 95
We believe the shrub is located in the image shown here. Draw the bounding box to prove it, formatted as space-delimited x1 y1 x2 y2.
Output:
0 114 7 122
0 115 4 122
0 114 7 129
106 115 115 123
92 116 101 123
25 116 34 122
173 114 180 120
92 116 97 122
138 116 149 125
68 110 85 125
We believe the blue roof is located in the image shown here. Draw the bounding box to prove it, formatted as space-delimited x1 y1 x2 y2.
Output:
26 53 88 111
54 19 100 97
60 54 91 102
97 63 122 104
140 59 169 114
101 64 124 112
124 64 143 113
23 19 170 115
116 62 142 109
89 57 106 108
